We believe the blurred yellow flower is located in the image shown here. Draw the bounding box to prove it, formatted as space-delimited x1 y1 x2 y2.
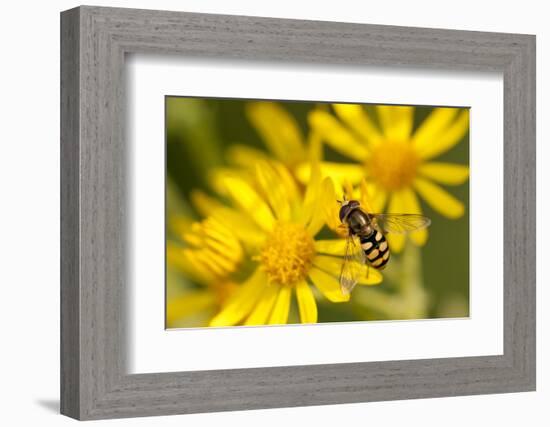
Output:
205 160 382 327
166 216 243 327
225 102 308 171
305 104 469 252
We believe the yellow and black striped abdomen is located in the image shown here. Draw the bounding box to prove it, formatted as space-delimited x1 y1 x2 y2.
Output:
359 229 390 269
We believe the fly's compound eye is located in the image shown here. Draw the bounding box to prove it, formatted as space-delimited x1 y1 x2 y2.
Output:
339 205 351 222
339 200 360 222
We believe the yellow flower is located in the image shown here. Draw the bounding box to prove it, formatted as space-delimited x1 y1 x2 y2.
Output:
305 104 469 252
166 216 243 327
208 160 382 327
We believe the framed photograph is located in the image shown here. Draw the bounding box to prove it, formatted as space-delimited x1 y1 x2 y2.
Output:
61 6 536 420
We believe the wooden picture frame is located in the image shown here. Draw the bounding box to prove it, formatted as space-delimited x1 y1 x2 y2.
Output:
60 5 536 420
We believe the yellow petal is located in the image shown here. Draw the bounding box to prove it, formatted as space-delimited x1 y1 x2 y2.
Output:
209 168 251 198
244 284 279 326
358 179 375 213
204 228 242 257
398 188 428 246
306 181 329 237
376 105 414 142
195 221 235 261
295 281 318 324
312 254 347 277
181 226 242 275
299 160 321 226
255 162 291 222
322 163 365 186
246 102 305 164
418 162 469 185
332 103 383 146
197 250 239 278
183 249 229 279
187 217 243 259
166 242 211 283
412 107 459 149
342 180 355 201
308 131 323 162
166 292 215 327
386 192 406 252
306 176 341 236
314 255 382 285
414 177 465 219
386 233 405 255
189 189 226 217
209 269 266 327
210 209 265 249
226 144 269 167
308 266 349 302
319 176 342 232
271 161 300 210
168 216 195 242
170 251 213 284
295 161 364 187
308 110 369 161
314 239 347 256
222 175 276 232
182 231 202 247
359 266 384 285
415 109 469 160
268 286 292 325
358 180 388 214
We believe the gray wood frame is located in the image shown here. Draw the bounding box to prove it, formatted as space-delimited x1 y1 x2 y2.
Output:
60 5 536 420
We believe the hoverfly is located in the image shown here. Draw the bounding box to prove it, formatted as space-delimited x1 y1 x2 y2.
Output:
338 197 431 295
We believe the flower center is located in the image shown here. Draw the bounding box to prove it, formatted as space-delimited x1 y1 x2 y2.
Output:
258 223 315 286
368 140 419 190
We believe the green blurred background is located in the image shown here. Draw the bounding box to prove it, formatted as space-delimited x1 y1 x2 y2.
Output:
166 96 469 325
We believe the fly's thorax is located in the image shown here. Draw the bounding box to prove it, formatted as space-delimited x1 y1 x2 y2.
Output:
338 200 360 223
346 208 373 236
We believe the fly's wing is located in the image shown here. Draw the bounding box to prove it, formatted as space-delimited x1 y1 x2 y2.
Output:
339 234 367 296
371 213 431 234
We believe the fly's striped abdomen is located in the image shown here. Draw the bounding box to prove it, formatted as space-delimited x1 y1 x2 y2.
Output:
359 229 390 270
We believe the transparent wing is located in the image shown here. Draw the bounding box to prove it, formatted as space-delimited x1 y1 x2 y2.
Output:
371 213 431 235
339 234 367 296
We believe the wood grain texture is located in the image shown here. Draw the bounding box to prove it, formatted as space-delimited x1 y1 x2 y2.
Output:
60 5 536 420
60 7 80 419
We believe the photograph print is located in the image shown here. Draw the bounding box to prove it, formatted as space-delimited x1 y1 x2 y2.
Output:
165 97 470 329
